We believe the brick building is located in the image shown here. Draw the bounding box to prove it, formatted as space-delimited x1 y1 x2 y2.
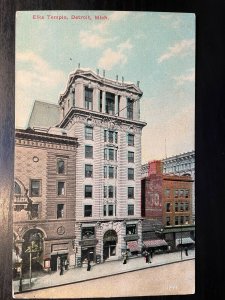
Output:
13 128 78 271
141 161 195 251
21 68 147 266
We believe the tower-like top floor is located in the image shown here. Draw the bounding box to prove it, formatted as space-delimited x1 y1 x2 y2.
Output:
58 68 143 123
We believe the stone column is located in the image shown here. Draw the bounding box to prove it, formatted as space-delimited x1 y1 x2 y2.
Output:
102 90 106 113
115 94 118 115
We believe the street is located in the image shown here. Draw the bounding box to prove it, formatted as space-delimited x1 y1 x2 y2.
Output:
14 259 195 298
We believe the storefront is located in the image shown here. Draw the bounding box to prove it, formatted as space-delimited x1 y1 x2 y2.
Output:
103 230 118 261
143 239 168 253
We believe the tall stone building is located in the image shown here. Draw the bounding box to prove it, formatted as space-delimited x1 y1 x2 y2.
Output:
25 68 147 265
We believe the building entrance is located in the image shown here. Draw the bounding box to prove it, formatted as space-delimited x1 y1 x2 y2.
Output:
103 230 118 261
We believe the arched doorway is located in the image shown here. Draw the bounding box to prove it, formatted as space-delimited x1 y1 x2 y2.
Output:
22 229 44 272
103 230 118 260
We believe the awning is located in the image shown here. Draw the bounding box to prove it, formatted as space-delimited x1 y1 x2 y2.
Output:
176 237 195 246
127 241 140 252
143 239 168 248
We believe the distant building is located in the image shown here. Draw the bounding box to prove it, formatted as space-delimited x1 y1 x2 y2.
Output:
13 128 78 271
141 160 195 251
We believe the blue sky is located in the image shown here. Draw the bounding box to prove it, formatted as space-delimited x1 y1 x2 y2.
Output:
16 11 195 163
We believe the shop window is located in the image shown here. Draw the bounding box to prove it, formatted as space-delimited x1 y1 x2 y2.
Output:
85 185 92 198
30 179 41 196
85 126 93 140
57 159 65 174
85 145 93 158
128 204 134 216
128 134 134 146
85 87 93 110
128 151 134 163
128 168 134 180
57 181 65 196
82 227 95 239
128 187 134 199
84 205 92 217
85 164 93 178
126 224 137 235
57 204 64 218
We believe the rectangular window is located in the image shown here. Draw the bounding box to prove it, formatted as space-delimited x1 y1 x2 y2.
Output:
105 92 115 115
108 149 114 161
128 134 134 146
57 159 65 174
57 181 65 196
185 216 189 224
127 98 133 120
31 204 39 219
115 132 118 144
99 91 102 112
82 227 95 239
108 186 114 198
185 202 189 211
30 180 41 196
128 168 134 180
164 189 170 197
104 186 107 198
85 164 93 178
108 131 114 143
128 187 134 199
175 202 178 212
166 216 171 226
174 190 179 198
179 189 184 197
108 205 113 216
103 205 107 216
185 189 190 198
180 216 184 225
166 202 171 212
104 148 107 160
85 185 92 198
85 87 93 110
84 205 92 217
108 166 114 178
128 204 134 216
104 130 107 142
85 145 93 158
126 224 137 235
85 126 93 140
180 203 184 212
104 166 107 178
175 216 179 225
128 151 134 163
57 204 64 219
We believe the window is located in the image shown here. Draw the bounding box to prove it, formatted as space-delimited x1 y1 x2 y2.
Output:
185 202 189 211
128 134 134 146
185 216 189 224
104 166 107 178
180 203 184 212
104 205 107 216
85 87 93 110
85 126 93 140
179 189 184 197
14 182 21 195
117 96 120 116
175 202 178 212
108 149 114 161
166 216 171 226
108 166 114 178
108 131 114 143
115 132 118 144
128 204 134 216
30 180 41 196
57 181 65 196
128 151 134 163
85 145 93 158
82 227 95 239
85 164 93 178
85 185 92 198
166 202 171 212
99 91 102 112
108 205 113 216
127 98 133 120
128 168 134 180
84 205 92 217
104 130 107 142
185 189 190 198
175 216 179 225
126 224 137 235
104 186 107 198
128 187 134 199
104 148 107 160
108 186 114 198
174 190 178 198
57 159 65 174
180 216 184 225
164 189 170 197
105 92 115 115
57 204 64 218
31 204 39 219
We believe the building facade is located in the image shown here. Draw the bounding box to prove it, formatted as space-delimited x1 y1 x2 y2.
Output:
141 161 195 251
25 68 147 265
13 129 78 271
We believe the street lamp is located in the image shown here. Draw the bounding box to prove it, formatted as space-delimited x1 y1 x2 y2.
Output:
25 241 39 287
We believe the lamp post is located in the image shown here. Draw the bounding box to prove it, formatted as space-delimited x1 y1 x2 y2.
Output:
25 241 39 287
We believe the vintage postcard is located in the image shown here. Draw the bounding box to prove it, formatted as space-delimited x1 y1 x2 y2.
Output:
13 10 195 298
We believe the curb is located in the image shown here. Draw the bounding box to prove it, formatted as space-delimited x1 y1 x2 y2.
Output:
14 257 195 295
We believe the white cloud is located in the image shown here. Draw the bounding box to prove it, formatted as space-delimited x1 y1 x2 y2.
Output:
158 39 195 63
16 51 66 128
79 30 113 48
174 68 195 85
98 39 133 70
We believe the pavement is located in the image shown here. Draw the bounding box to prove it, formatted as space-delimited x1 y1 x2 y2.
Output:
13 249 195 295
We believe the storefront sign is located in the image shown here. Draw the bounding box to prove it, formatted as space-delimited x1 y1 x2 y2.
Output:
79 239 98 247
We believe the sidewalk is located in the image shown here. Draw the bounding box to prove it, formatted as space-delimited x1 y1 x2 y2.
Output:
13 250 195 294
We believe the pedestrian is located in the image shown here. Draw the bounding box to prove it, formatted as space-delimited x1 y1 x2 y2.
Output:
87 259 91 271
145 251 149 263
60 257 64 275
150 250 153 258
185 247 188 256
123 251 128 264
